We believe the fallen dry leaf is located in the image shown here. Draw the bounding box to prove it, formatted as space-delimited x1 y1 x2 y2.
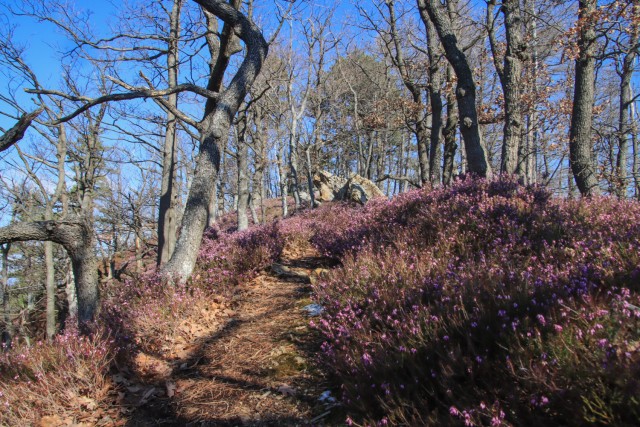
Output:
39 415 64 427
76 396 97 411
277 384 296 396
166 381 177 397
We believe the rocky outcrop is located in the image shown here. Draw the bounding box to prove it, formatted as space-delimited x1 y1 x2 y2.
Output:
313 170 385 205
313 170 346 202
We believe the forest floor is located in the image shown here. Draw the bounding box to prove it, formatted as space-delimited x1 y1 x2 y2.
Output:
122 241 342 426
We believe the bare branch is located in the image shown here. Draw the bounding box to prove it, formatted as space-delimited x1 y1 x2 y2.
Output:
0 108 44 152
26 83 217 125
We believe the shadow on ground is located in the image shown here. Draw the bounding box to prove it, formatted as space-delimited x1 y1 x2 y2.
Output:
122 253 344 426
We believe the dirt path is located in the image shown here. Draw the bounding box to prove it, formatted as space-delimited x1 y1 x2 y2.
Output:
125 244 340 426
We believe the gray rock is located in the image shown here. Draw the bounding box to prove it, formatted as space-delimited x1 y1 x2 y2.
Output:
312 170 385 205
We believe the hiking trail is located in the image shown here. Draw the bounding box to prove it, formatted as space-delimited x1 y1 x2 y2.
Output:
124 242 340 426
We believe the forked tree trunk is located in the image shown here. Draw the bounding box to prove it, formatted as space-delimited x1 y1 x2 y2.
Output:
0 220 98 330
417 0 491 178
161 0 268 281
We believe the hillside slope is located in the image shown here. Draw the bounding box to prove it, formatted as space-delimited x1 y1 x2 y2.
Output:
2 177 640 426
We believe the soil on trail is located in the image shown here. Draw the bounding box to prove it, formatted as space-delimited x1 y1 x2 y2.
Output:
125 244 341 426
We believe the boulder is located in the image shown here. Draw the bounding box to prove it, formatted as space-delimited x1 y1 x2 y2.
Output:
346 173 386 204
312 170 385 205
313 170 347 202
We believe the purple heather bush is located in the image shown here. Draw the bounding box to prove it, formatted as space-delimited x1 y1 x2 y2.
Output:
101 221 285 354
311 176 640 426
0 326 115 425
0 220 288 423
195 221 284 292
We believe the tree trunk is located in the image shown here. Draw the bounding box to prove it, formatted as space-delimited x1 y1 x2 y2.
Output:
1 244 11 349
161 0 268 281
418 0 491 178
157 0 182 266
423 13 444 185
305 145 316 207
66 262 77 320
277 145 288 217
629 82 640 199
487 0 525 175
0 220 98 330
252 108 267 222
236 126 250 231
617 54 636 197
569 0 600 196
45 241 56 340
443 63 458 185
288 133 301 210
70 228 99 328
519 0 539 184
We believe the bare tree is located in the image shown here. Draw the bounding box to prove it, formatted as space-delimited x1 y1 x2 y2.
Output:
160 0 268 279
486 0 527 175
417 0 491 178
418 4 444 184
569 0 600 196
383 0 431 185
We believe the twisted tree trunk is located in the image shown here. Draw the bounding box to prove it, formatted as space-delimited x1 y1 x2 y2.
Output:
0 219 98 330
417 0 491 178
161 0 268 280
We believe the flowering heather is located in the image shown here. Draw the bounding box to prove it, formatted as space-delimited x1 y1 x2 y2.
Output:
101 221 285 354
194 222 284 292
0 220 289 423
311 176 640 426
0 326 115 425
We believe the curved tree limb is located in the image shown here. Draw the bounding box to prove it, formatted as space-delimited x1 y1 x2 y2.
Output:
0 219 99 329
26 84 218 125
0 108 44 152
161 0 268 281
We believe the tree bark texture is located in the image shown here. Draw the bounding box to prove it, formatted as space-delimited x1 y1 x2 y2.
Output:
443 63 458 185
616 2 639 198
157 0 182 266
569 0 600 196
161 0 268 281
0 220 98 329
1 244 11 349
417 0 491 178
519 0 539 184
421 11 444 185
488 0 526 175
44 241 56 339
236 119 250 231
277 145 288 217
0 108 43 153
617 59 634 197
